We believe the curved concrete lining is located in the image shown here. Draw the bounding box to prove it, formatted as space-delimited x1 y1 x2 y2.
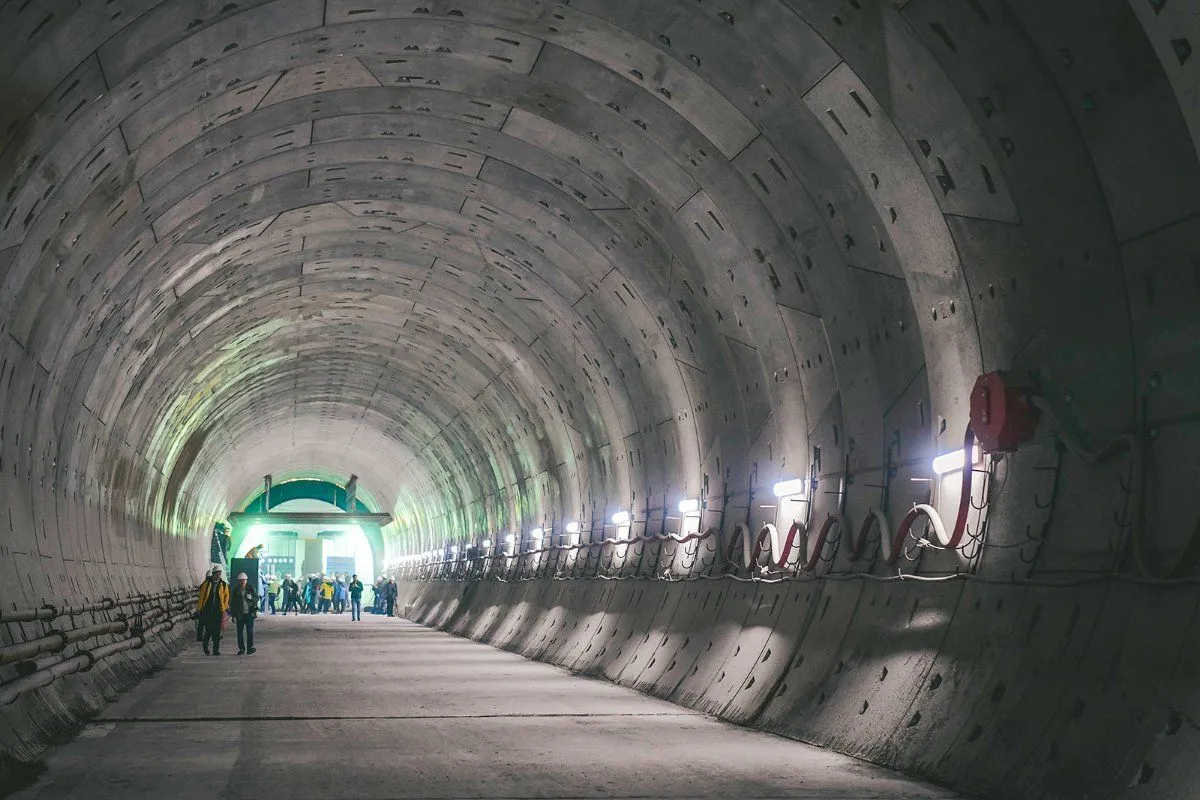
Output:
1 1 1199 797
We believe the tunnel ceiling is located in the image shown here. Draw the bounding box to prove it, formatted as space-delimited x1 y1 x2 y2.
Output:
1 0 1197 562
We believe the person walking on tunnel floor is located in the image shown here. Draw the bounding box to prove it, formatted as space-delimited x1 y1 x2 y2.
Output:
318 576 334 613
281 574 300 614
348 574 363 621
333 575 347 613
385 578 398 617
310 575 323 613
267 573 280 614
230 572 259 655
371 577 386 614
303 575 316 613
196 566 229 656
195 566 213 643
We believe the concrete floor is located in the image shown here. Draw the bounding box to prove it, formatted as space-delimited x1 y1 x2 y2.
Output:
10 614 965 799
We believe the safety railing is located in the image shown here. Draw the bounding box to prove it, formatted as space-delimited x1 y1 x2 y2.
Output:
397 528 725 584
0 587 198 705
394 521 891 585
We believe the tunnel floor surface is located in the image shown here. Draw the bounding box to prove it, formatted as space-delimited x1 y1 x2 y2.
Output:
10 614 965 799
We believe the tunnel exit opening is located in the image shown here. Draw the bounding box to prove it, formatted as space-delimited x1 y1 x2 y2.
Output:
228 479 389 584
235 499 378 586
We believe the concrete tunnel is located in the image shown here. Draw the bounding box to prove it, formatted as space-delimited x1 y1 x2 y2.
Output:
0 0 1198 798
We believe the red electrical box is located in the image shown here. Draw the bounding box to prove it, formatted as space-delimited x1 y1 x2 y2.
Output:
969 372 1041 453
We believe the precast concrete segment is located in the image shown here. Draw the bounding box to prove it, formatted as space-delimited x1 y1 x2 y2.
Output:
2 0 1200 797
543 582 620 667
7 615 964 800
681 580 794 717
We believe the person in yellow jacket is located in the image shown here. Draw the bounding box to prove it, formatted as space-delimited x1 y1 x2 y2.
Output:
196 566 230 655
318 578 334 613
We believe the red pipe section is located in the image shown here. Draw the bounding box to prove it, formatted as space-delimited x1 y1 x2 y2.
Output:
800 515 840 572
885 426 977 566
747 522 811 570
847 511 884 562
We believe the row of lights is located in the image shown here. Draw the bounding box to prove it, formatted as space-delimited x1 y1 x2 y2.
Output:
769 443 982 498
404 447 973 564
396 447 978 569
400 446 977 566
931 444 982 475
409 499 711 561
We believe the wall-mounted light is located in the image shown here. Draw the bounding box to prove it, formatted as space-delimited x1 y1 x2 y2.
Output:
931 445 982 475
611 511 631 525
449 545 459 553
678 498 701 514
482 539 493 549
530 528 544 538
504 533 516 545
772 478 807 498
565 521 581 534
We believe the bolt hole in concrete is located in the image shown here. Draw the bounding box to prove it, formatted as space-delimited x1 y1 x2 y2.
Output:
3 618 966 800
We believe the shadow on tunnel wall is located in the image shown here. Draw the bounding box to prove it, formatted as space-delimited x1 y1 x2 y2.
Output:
397 568 1199 800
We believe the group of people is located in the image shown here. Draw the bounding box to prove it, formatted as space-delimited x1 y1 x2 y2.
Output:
373 576 399 617
196 566 401 656
264 574 398 619
194 565 259 656
267 574 363 619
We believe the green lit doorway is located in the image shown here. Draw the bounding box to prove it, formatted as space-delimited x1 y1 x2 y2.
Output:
230 479 385 585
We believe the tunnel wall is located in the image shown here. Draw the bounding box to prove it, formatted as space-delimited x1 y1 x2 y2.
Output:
397 574 1199 800
0 334 202 780
2 0 1200 797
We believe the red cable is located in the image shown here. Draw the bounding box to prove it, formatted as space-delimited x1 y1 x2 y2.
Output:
884 426 976 566
800 515 839 572
847 511 880 562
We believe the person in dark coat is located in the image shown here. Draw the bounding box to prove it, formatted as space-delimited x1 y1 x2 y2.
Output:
230 572 259 655
369 578 381 614
348 574 364 621
307 575 321 614
385 578 398 617
281 574 300 614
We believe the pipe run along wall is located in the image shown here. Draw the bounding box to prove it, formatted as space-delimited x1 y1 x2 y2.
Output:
0 584 197 784
398 574 1200 800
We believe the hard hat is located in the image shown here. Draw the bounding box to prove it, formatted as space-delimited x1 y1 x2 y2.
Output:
237 572 248 580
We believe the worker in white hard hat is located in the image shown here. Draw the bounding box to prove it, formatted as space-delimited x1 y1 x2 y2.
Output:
196 565 229 655
266 573 281 615
196 565 216 644
229 571 259 655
